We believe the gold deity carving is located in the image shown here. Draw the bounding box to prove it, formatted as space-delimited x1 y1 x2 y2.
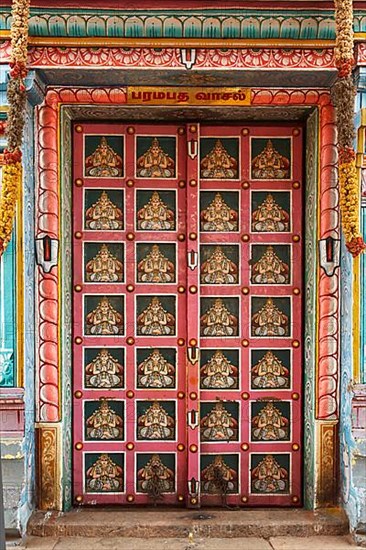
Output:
200 402 238 442
85 136 123 177
85 349 123 388
137 454 175 493
252 402 289 441
251 298 288 337
85 191 123 230
85 244 123 282
201 193 238 232
251 140 290 179
201 455 237 494
137 349 175 388
201 246 238 285
136 137 175 178
137 297 175 336
252 194 290 233
86 454 123 492
200 139 238 179
85 297 124 335
201 298 238 337
251 246 289 284
137 245 175 283
86 399 123 440
200 350 238 389
252 455 288 493
137 401 175 440
137 191 175 231
251 351 289 389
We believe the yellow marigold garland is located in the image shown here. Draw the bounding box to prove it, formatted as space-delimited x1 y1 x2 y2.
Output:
0 0 30 257
0 162 22 248
333 0 366 257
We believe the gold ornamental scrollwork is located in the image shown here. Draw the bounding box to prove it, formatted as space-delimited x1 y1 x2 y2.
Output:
36 425 61 510
317 422 338 506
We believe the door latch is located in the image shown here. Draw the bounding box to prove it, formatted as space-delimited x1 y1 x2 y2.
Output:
188 346 199 364
188 477 200 497
188 139 198 159
188 250 198 270
187 409 199 429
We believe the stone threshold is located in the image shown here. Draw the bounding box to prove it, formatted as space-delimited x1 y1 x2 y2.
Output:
28 507 348 539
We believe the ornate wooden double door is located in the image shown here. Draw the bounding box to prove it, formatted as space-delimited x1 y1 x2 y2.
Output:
72 121 303 507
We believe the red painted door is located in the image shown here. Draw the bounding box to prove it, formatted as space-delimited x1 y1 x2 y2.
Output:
72 122 303 507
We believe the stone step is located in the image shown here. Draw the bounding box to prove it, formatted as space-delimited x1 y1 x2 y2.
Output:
28 507 348 539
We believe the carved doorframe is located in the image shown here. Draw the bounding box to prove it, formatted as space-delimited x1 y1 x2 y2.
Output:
34 87 339 511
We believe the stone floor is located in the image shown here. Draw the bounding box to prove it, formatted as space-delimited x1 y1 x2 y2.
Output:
27 508 349 538
6 535 366 549
12 507 363 549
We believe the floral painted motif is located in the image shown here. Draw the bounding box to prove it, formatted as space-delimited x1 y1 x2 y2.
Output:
19 45 336 69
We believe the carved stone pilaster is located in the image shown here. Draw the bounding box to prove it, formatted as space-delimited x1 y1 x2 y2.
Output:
316 421 338 506
36 424 61 511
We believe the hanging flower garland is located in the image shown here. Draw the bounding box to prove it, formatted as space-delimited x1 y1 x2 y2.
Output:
0 0 30 257
332 0 366 257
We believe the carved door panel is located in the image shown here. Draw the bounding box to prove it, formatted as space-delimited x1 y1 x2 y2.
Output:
196 125 303 507
72 122 303 507
73 123 188 505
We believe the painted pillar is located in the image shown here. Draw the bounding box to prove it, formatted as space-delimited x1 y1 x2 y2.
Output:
0 71 45 532
339 64 366 546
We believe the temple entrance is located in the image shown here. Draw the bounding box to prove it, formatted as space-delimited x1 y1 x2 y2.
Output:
72 121 303 507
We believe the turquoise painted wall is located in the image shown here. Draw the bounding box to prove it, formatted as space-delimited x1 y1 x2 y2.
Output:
0 84 16 388
0 236 16 387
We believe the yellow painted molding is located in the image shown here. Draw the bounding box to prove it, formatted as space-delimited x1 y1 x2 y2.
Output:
361 109 366 128
0 30 335 49
315 106 321 419
16 180 24 388
353 256 361 382
355 33 366 42
353 124 365 382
